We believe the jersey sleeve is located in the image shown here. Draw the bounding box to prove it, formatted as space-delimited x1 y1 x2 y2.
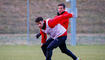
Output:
40 29 47 44
48 13 73 28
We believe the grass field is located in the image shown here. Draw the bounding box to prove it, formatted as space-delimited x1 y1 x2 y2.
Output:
0 45 105 60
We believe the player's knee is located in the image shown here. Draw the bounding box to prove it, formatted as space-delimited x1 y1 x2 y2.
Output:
61 50 67 53
61 48 69 53
47 47 51 51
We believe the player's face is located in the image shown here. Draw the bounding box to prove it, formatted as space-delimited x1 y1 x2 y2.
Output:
36 21 44 29
58 6 65 14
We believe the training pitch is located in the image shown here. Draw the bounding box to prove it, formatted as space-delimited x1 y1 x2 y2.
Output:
0 45 105 60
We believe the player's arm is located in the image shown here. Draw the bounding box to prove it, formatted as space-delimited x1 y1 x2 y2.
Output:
36 33 41 39
48 13 73 28
40 29 47 45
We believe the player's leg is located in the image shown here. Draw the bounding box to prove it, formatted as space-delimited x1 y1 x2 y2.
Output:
41 38 54 57
58 36 77 60
46 39 59 60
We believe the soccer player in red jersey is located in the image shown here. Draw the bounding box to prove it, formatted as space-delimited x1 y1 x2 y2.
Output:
35 3 80 60
35 12 79 60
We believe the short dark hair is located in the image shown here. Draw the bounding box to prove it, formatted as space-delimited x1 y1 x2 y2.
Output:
35 17 43 22
58 3 65 9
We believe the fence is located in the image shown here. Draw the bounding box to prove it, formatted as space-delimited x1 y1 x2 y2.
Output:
0 34 105 45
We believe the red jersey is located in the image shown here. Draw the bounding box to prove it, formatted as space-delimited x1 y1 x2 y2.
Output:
40 13 73 44
54 11 72 30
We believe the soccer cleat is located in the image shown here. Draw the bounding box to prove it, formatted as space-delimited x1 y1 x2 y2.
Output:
76 57 80 60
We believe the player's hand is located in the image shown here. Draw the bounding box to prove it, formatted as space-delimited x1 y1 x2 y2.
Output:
36 33 41 39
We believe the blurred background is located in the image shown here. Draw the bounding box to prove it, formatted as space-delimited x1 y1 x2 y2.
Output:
0 0 105 60
0 0 105 45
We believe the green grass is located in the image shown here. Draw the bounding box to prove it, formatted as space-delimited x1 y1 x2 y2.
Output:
0 45 105 60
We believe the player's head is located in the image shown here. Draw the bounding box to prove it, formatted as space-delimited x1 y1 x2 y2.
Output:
35 17 44 29
57 3 65 14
